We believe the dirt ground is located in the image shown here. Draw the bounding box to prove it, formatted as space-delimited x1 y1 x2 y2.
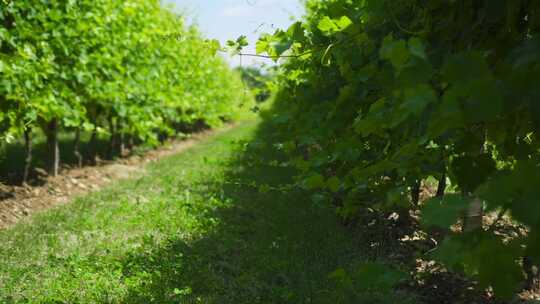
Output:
0 126 233 230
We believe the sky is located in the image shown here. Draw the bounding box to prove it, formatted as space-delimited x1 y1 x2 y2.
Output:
161 0 304 67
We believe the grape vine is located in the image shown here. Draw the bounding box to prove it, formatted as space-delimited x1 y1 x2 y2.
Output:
0 0 246 179
254 0 540 298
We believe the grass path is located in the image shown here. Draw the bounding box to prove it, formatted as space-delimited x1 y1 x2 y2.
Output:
0 118 416 303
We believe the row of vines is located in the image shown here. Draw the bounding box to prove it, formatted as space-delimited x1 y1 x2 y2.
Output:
251 0 539 299
0 0 245 182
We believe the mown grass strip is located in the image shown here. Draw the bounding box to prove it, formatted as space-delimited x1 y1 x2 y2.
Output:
0 118 416 303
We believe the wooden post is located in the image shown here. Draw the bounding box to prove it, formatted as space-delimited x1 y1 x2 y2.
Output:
22 127 32 184
108 114 116 159
117 119 126 156
74 127 82 167
436 168 446 197
46 119 59 177
411 179 421 206
463 130 487 232
463 195 483 232
89 123 98 165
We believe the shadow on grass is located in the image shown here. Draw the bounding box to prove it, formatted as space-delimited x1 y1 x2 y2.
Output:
117 117 410 304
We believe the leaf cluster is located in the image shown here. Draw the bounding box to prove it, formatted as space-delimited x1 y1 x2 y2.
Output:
257 0 540 298
0 0 247 143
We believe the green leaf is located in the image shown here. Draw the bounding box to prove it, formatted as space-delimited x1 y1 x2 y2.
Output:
400 84 437 118
226 35 249 54
258 184 271 193
408 37 427 59
354 98 387 136
335 16 352 30
317 16 352 35
356 262 408 292
421 194 469 229
256 34 271 54
329 268 348 280
355 64 376 82
397 58 433 86
270 30 293 57
317 16 337 33
434 233 523 299
206 39 221 55
329 268 353 288
442 52 491 83
236 35 249 47
173 287 192 296
380 35 410 69
384 186 409 209
326 176 341 192
478 160 540 226
451 154 496 193
304 173 325 189
462 79 504 122
286 21 305 42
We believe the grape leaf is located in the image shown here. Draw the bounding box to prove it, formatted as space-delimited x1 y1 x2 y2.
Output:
421 194 469 229
356 262 408 292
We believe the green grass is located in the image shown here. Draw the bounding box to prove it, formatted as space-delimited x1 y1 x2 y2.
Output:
0 118 418 303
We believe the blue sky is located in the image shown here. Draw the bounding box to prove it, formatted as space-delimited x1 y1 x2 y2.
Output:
161 0 304 66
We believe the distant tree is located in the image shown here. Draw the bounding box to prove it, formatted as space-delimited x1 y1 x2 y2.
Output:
235 66 272 102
